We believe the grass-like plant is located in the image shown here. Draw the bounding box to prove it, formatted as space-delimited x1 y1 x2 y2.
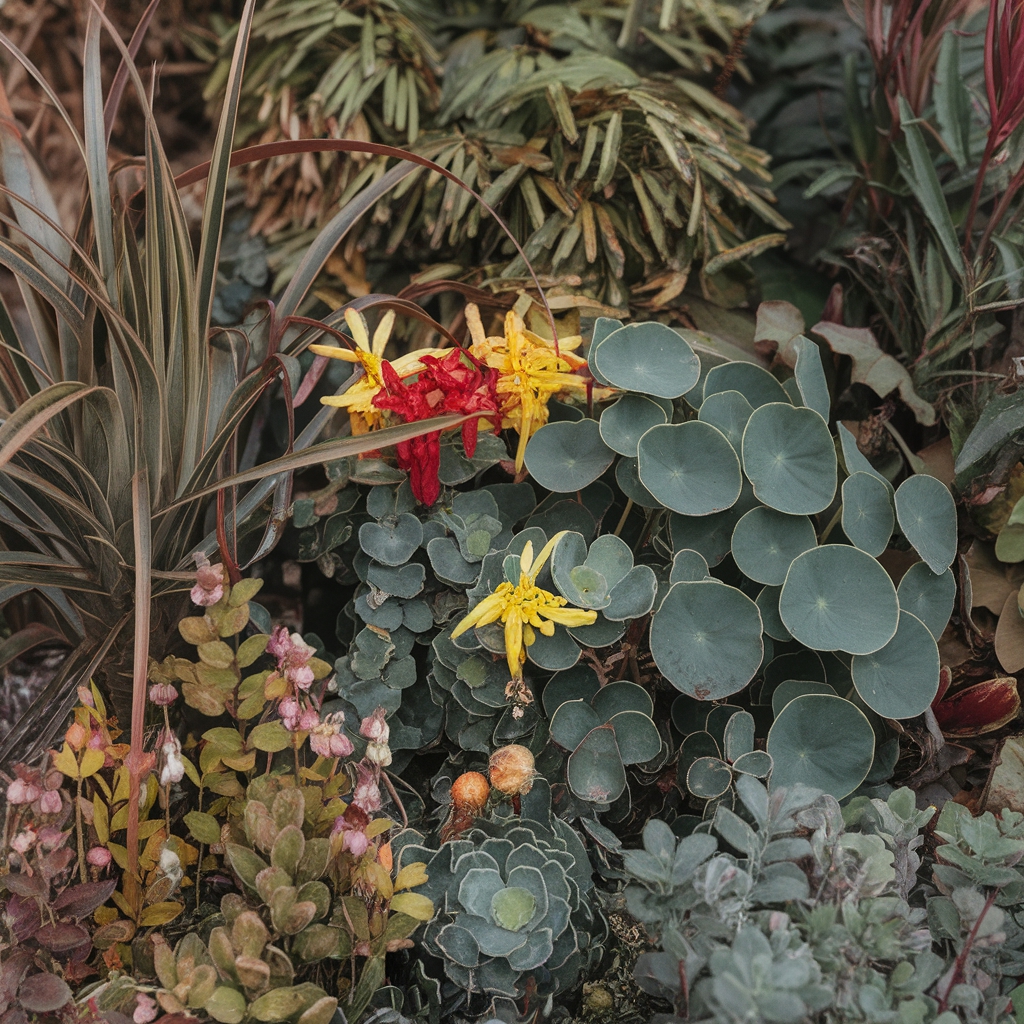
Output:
0 0 524 875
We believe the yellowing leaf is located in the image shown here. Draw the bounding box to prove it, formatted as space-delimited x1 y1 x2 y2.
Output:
237 635 269 669
94 905 119 926
389 892 434 921
93 796 109 844
179 616 217 646
52 742 81 779
393 862 428 891
79 747 105 778
139 901 185 927
366 818 393 839
248 721 291 752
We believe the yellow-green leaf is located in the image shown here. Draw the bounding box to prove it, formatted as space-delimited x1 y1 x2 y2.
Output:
197 640 235 669
229 578 264 606
237 635 269 669
52 742 81 779
184 810 222 845
180 616 217 646
248 721 292 752
389 892 433 922
139 901 185 927
79 747 105 778
393 862 428 891
93 795 109 844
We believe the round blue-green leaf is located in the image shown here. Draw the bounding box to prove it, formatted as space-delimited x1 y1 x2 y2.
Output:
609 711 662 764
549 700 602 751
587 317 623 386
756 585 792 641
730 507 817 586
671 549 710 583
792 335 830 421
593 322 700 398
742 403 837 515
723 710 755 761
767 695 874 799
771 680 837 717
651 580 764 699
638 422 742 516
525 625 581 670
841 472 894 556
359 514 423 566
600 395 668 457
851 610 940 719
592 680 654 719
697 390 753 451
604 565 657 621
670 481 759 566
542 665 600 717
732 750 773 778
703 362 790 408
779 545 899 655
894 475 957 574
897 562 956 640
567 725 626 803
686 757 733 799
615 457 660 508
567 614 627 646
524 420 614 493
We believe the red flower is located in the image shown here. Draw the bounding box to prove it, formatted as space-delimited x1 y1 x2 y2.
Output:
372 350 499 506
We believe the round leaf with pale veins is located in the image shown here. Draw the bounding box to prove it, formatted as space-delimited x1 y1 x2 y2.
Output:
593 322 700 398
703 362 790 408
851 611 940 718
525 420 615 493
651 580 763 699
730 507 816 586
841 472 894 556
767 695 874 799
698 390 754 451
894 474 957 574
638 422 742 516
599 395 667 457
567 725 626 803
742 403 837 515
897 562 956 640
779 545 899 654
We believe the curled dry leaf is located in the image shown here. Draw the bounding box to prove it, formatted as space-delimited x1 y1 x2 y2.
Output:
811 320 936 426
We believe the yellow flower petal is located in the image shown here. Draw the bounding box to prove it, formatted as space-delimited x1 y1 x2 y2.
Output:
519 541 535 577
522 623 536 647
371 310 396 357
451 591 508 638
529 531 567 582
539 606 598 628
309 344 361 362
344 308 371 352
505 607 524 678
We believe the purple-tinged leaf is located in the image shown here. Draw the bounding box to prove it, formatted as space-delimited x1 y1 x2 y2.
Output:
17 971 72 1012
51 878 116 919
35 922 91 952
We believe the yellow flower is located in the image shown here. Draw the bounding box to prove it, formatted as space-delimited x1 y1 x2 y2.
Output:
310 309 444 432
451 531 597 679
466 305 590 470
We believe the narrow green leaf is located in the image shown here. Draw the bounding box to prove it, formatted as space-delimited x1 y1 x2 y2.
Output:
897 96 966 278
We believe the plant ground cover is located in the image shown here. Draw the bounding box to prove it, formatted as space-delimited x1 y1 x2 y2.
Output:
2 1 1024 1024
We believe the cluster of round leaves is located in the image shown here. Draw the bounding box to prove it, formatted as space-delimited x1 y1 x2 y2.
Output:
392 781 603 1003
522 317 959 800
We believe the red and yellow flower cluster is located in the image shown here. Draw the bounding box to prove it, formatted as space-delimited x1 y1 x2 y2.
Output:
311 303 592 505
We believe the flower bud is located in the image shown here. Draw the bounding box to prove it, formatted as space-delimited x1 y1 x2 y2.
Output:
360 707 389 743
87 846 112 867
11 830 35 854
65 722 87 751
7 778 41 805
77 686 95 708
488 744 535 796
37 790 62 815
148 682 178 706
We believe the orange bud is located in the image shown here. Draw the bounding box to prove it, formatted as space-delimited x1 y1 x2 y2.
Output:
377 841 393 872
488 744 535 797
933 677 1021 737
451 771 490 812
66 722 88 751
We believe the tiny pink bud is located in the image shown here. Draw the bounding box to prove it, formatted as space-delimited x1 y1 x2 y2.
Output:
77 685 95 708
360 707 389 744
133 993 158 1024
11 830 36 854
342 830 369 857
148 682 178 706
7 779 41 805
65 722 88 751
298 708 320 732
37 790 62 815
87 846 112 867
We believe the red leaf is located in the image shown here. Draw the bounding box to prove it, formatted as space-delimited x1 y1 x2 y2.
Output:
17 972 72 1013
2 872 47 898
51 878 116 920
35 922 91 953
4 895 42 943
932 676 1021 737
